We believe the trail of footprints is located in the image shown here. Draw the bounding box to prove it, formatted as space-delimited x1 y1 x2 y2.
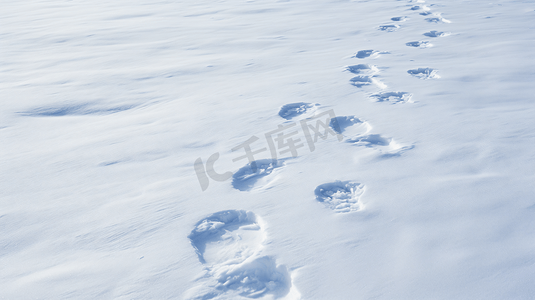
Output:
351 0 451 103
187 102 413 298
229 104 412 193
188 1 452 297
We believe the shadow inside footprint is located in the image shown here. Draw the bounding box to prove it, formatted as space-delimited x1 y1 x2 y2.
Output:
406 41 432 48
314 181 365 213
232 159 285 191
350 76 373 87
187 211 298 300
278 102 317 120
347 134 414 156
347 134 391 146
347 64 378 75
423 30 450 37
188 210 264 265
329 116 371 138
215 256 292 298
370 92 413 104
350 76 386 89
408 67 440 79
410 5 429 11
425 16 450 23
378 24 400 32
355 49 377 58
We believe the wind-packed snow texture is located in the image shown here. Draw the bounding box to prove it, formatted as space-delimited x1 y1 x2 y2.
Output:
2 0 535 299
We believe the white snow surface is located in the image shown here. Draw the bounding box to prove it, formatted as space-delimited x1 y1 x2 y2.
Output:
2 0 535 299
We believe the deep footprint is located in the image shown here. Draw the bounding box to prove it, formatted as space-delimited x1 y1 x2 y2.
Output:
232 159 285 191
214 256 292 299
350 75 387 89
406 41 433 48
188 210 265 265
329 116 371 138
347 64 379 75
314 181 365 213
278 102 318 120
425 16 451 23
187 210 297 299
347 134 413 156
355 50 388 59
408 67 440 79
369 92 413 104
410 5 429 11
423 30 450 37
378 24 400 32
391 16 408 21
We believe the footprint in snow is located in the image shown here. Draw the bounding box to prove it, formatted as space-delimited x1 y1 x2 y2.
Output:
188 210 265 265
232 159 285 192
408 67 440 79
406 41 433 48
329 116 372 139
378 24 400 32
391 16 408 22
347 134 413 156
327 118 412 154
346 64 379 75
278 102 319 120
410 5 429 11
350 75 387 89
423 30 450 37
214 256 294 299
425 16 451 23
369 92 413 104
186 210 297 299
355 50 388 59
314 181 365 213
